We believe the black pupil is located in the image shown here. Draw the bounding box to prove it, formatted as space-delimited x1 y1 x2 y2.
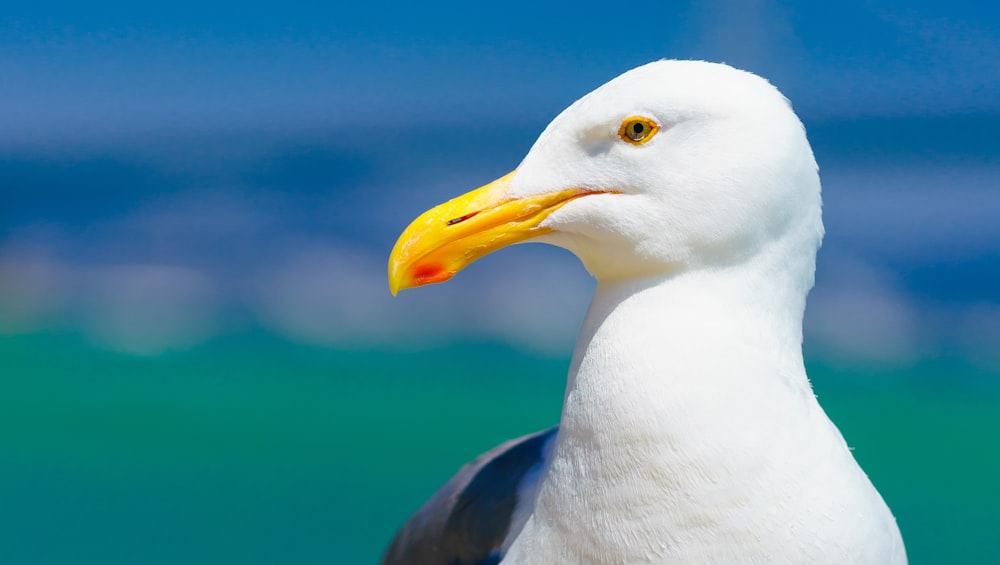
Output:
632 123 644 135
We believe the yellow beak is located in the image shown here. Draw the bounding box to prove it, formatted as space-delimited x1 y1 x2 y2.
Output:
388 170 609 295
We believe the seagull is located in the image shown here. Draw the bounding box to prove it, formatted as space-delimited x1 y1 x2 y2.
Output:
382 60 907 564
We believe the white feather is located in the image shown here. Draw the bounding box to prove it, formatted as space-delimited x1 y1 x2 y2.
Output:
498 60 906 564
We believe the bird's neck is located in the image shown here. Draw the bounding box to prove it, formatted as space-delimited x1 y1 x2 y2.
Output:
511 247 894 562
562 244 820 448
562 265 815 464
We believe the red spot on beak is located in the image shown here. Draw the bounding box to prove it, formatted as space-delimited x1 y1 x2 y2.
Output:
411 263 454 286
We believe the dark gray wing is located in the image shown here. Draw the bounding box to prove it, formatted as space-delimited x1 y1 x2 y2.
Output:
381 427 557 565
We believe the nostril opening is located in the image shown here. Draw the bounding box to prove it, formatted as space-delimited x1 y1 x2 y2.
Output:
447 212 479 226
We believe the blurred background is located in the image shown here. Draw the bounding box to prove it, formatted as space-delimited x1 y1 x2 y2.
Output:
1 1 998 563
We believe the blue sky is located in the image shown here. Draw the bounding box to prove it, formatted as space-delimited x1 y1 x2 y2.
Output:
1 0 999 367
2 0 999 144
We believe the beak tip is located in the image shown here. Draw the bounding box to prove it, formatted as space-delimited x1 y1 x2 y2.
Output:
387 262 402 296
388 270 405 296
385 169 523 296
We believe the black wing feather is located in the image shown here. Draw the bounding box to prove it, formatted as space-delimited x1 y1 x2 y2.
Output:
380 427 556 565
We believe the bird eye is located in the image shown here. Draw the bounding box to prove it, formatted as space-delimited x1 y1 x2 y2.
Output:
618 116 659 144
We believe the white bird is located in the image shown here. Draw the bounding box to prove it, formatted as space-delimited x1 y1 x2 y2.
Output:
382 60 906 564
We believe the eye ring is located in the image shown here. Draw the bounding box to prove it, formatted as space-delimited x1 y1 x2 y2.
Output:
618 116 659 145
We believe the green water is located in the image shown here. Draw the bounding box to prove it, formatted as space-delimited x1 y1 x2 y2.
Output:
1 334 998 563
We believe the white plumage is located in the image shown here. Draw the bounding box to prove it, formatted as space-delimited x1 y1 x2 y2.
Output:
384 60 907 565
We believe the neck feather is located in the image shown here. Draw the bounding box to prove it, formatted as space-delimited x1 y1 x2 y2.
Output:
516 237 876 561
562 239 818 451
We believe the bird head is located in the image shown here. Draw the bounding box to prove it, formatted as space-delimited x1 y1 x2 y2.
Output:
388 60 823 294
